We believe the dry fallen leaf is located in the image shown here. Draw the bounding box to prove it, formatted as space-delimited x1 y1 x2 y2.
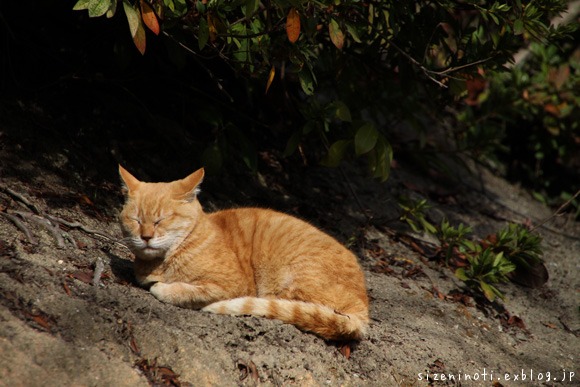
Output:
237 359 259 382
542 321 557 329
507 315 526 330
31 314 52 331
69 270 94 284
62 280 72 296
339 343 351 359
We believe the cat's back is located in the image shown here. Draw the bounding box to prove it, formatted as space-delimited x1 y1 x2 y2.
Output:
208 206 358 266
208 206 334 243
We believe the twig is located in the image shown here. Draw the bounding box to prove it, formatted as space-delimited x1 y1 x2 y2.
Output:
11 211 65 248
45 214 129 250
429 57 495 76
93 257 105 287
530 188 580 232
0 186 41 214
1 212 37 244
388 41 449 88
387 40 495 87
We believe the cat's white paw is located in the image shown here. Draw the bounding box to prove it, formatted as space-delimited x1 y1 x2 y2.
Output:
150 282 172 303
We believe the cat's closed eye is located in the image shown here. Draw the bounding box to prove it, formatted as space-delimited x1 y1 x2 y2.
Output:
154 214 172 226
129 216 141 225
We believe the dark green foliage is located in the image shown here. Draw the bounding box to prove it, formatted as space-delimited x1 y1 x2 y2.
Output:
71 0 576 186
446 222 545 301
455 248 516 302
458 35 580 204
398 197 437 234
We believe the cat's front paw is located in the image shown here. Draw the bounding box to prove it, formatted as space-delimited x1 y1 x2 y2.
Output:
149 282 173 303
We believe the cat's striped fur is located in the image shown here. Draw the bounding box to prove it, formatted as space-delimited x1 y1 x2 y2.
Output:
119 166 369 340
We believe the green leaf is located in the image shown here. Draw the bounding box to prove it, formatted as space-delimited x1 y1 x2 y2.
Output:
302 120 317 134
106 0 117 18
455 268 468 281
371 137 392 182
514 19 524 35
298 69 315 95
354 122 379 156
479 281 504 302
420 218 438 234
492 251 504 267
164 0 175 12
329 101 352 122
123 0 140 37
244 0 259 18
321 140 351 167
198 18 209 50
345 23 362 43
282 130 302 157
329 18 344 49
479 281 495 301
88 0 111 17
73 0 91 11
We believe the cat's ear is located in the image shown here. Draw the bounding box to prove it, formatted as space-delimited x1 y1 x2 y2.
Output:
175 168 205 201
119 165 141 195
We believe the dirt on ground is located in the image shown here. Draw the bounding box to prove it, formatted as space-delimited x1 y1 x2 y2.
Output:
0 102 578 386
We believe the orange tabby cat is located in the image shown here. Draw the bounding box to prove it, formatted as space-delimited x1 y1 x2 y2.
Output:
119 166 369 340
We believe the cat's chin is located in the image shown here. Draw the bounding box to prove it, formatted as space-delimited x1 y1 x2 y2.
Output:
134 247 166 260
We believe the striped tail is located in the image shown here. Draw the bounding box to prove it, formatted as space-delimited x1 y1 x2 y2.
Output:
201 297 368 341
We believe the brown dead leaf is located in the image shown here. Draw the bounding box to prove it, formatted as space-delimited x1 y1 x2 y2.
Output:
371 258 395 275
548 64 570 89
429 358 446 373
130 336 140 356
237 359 259 382
134 358 182 385
372 264 394 275
159 369 181 385
207 14 217 42
62 280 72 296
339 343 351 359
286 8 300 43
79 194 94 206
507 315 527 330
499 311 530 334
408 240 425 255
446 291 473 307
481 234 497 249
366 244 386 259
403 265 425 279
431 286 445 300
542 321 557 329
140 0 160 35
265 66 275 94
464 76 487 106
31 314 52 331
544 103 561 117
69 270 94 284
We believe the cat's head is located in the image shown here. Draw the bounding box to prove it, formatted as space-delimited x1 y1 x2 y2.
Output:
118 165 205 260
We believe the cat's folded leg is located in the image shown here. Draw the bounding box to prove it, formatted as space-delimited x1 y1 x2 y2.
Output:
149 281 228 309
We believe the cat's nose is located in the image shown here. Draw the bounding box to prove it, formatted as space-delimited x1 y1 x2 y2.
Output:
141 235 153 242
